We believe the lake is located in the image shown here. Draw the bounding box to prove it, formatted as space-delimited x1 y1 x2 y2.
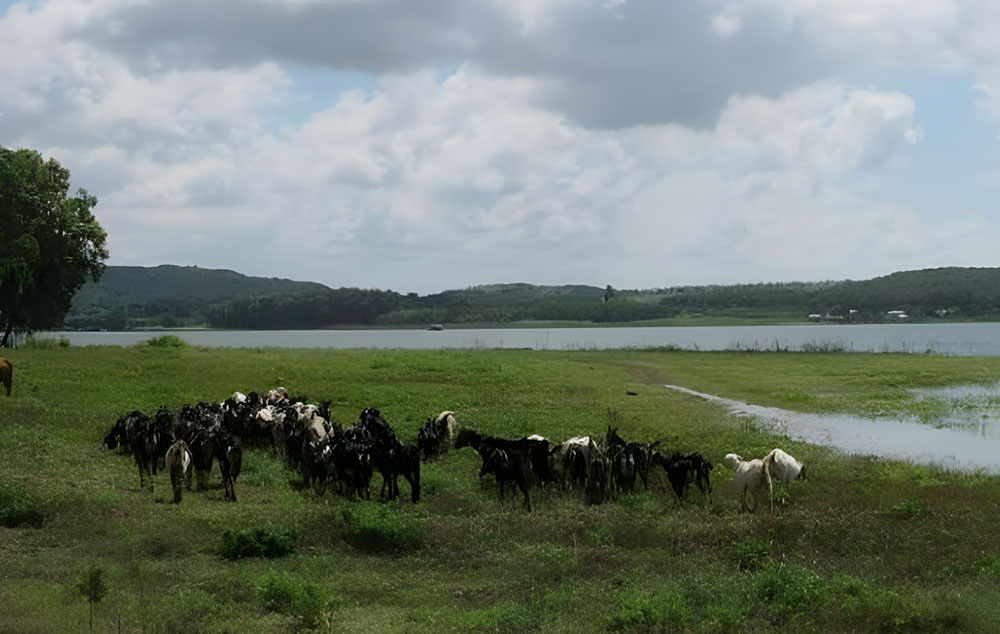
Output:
41 322 1000 355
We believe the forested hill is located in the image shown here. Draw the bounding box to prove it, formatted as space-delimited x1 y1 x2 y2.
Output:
63 266 1000 330
66 265 330 329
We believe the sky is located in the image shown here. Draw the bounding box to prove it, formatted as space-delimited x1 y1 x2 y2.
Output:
3 0 1000 294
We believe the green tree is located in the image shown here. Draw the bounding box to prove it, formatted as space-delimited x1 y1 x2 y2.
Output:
75 564 109 633
0 146 108 346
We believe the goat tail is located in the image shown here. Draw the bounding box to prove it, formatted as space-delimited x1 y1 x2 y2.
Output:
762 452 774 513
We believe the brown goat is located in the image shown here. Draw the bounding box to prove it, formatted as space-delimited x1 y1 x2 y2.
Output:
0 357 12 396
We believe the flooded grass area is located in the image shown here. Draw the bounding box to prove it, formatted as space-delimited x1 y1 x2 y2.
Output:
910 381 1000 432
665 383 1000 473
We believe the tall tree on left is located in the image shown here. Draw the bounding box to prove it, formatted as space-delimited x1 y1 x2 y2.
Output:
0 146 108 347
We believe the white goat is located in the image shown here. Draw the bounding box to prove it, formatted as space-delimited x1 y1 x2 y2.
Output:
165 440 192 504
763 448 806 486
295 403 327 442
724 453 772 513
265 387 289 404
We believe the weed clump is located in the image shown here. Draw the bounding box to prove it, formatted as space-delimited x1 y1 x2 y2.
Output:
220 526 296 560
255 571 324 627
0 487 47 527
144 335 187 348
340 504 422 552
730 537 771 571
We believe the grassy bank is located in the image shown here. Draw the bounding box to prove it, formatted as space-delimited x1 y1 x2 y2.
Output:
2 346 1000 633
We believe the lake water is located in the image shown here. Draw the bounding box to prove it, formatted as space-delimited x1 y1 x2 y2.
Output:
664 383 1000 474
40 322 1000 355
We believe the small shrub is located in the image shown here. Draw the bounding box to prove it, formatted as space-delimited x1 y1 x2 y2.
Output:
468 600 540 633
0 488 47 528
255 571 324 626
979 555 1000 581
830 575 961 633
144 335 188 348
161 587 217 634
75 564 109 634
756 563 827 617
730 537 771 571
340 504 422 552
220 526 296 560
889 497 924 520
608 587 691 632
587 525 614 548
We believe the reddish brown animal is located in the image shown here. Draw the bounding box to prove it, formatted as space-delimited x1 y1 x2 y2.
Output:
0 357 12 396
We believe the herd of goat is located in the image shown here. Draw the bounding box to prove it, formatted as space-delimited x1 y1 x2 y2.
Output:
102 387 806 512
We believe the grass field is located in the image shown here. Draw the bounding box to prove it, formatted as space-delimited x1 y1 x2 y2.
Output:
3 344 1000 633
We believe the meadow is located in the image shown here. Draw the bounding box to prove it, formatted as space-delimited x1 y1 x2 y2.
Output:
3 343 1000 633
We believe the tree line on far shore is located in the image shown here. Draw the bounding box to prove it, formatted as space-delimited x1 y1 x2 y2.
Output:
63 265 1000 330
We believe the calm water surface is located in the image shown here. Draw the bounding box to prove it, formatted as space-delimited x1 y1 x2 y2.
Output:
42 322 1000 355
665 383 1000 473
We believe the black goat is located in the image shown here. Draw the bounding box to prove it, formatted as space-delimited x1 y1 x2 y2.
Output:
479 446 533 511
604 426 657 493
107 410 156 491
416 411 456 461
213 428 242 502
653 451 713 500
356 408 420 503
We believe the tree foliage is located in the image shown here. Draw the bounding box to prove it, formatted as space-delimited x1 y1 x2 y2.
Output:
0 146 108 346
61 265 1000 329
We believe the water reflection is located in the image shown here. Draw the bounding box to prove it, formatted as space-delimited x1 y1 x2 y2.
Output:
664 384 1000 474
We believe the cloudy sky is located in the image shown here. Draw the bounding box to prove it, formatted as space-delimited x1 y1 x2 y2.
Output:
3 0 1000 294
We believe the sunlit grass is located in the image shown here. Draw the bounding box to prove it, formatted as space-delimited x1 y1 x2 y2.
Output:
2 346 1000 631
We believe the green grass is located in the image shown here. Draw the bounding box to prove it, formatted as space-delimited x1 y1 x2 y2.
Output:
2 346 1000 632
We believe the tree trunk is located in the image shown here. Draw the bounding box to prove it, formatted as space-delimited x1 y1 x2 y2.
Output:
0 320 13 348
1 294 24 348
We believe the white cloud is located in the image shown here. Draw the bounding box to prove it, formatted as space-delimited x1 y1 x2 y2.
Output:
3 0 1000 293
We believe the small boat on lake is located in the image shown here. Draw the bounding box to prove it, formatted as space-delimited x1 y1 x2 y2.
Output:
427 324 444 331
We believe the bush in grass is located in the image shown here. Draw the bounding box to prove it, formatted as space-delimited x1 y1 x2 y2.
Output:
831 575 960 633
609 577 750 633
255 571 323 627
340 504 422 552
161 587 217 634
757 564 829 616
144 335 187 348
978 555 1000 581
890 497 924 520
220 527 295 560
730 537 771 571
607 587 691 632
756 563 827 618
0 487 47 527
468 600 540 633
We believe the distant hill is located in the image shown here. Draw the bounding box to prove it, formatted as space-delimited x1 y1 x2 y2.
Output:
66 265 331 330
62 265 1000 330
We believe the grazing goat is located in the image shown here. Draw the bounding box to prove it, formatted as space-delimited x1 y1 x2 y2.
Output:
556 436 611 503
479 446 533 511
604 427 657 493
165 440 192 503
125 411 157 491
652 451 713 501
416 411 456 461
357 408 420 503
764 448 806 486
213 428 243 502
724 453 772 513
0 357 11 396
